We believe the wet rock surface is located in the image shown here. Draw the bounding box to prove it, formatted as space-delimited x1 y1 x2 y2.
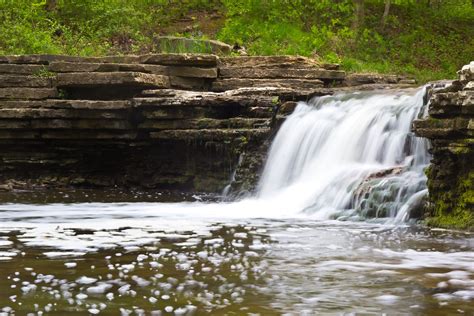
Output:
0 53 413 193
413 61 474 229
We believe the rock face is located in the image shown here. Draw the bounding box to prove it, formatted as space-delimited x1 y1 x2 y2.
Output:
0 53 411 193
413 61 474 229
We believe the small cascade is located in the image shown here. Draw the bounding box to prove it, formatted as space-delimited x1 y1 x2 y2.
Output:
256 87 430 221
222 154 243 199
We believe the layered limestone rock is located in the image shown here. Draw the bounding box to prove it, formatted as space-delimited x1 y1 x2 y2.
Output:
413 61 474 229
0 53 411 193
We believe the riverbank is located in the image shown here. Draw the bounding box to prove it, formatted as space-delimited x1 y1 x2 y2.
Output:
1 1 473 83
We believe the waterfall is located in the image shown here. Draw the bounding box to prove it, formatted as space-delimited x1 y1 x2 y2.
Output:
256 87 430 221
0 88 432 224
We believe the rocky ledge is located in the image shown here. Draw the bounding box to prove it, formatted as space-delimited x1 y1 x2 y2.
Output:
0 53 413 193
413 62 474 229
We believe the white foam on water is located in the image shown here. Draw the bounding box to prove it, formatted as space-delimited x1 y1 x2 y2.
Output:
0 89 433 257
87 283 113 295
376 294 400 304
76 276 98 285
0 239 13 247
1 87 472 314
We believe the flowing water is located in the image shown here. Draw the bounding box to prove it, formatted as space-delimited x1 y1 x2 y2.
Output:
1 88 473 315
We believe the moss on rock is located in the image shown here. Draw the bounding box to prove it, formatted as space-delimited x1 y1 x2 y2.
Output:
425 169 474 230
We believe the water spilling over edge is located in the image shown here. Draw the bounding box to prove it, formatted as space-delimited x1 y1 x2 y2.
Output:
0 87 432 228
258 87 430 222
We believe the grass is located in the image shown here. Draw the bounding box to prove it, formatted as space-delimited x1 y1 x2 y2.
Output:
0 1 473 82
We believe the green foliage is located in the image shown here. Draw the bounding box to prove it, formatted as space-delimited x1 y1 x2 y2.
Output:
0 0 222 56
0 0 473 81
426 210 474 231
33 65 55 78
218 0 474 82
57 88 68 99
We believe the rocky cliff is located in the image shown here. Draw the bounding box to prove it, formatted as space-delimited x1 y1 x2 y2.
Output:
0 53 412 194
413 62 474 229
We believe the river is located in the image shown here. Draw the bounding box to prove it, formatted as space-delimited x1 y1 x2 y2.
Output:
0 88 473 315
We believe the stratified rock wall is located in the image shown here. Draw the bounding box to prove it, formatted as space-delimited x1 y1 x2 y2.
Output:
0 53 411 193
413 62 474 229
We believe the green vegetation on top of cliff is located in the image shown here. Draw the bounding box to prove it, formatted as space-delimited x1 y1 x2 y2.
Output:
0 0 473 82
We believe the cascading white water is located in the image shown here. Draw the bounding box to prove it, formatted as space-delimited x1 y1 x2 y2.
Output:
257 87 430 221
0 88 431 229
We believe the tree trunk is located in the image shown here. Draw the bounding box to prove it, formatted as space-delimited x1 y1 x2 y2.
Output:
381 0 391 27
352 0 365 31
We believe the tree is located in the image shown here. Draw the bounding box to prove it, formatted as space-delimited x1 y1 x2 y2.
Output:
381 0 391 27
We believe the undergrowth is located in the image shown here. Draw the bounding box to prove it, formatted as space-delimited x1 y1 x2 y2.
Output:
0 0 473 82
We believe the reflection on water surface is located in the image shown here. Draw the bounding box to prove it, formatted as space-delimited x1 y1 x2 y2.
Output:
0 191 473 315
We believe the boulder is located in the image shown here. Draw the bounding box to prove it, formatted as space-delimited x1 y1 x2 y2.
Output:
154 36 232 55
458 61 474 82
